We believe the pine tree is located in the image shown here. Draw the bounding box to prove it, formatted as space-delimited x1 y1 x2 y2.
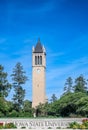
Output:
11 62 28 111
50 94 57 102
74 75 87 93
0 65 11 97
64 77 73 94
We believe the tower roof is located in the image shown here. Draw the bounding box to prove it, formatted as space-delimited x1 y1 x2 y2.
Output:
34 39 43 53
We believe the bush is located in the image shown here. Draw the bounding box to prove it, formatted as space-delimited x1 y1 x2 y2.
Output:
0 122 3 129
4 122 17 129
0 122 17 129
69 119 88 129
69 121 80 129
82 119 88 128
0 112 4 117
69 113 82 118
8 110 18 117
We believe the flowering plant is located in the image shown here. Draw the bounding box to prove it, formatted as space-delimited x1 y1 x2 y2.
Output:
82 118 88 123
0 122 3 128
69 119 88 129
0 122 17 129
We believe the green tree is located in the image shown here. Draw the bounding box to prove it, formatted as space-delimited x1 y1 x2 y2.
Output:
50 94 57 102
47 101 59 117
58 93 77 117
53 92 87 117
74 75 87 93
64 77 73 94
23 100 32 111
0 65 11 97
11 62 28 112
22 100 33 117
0 97 10 117
76 96 88 117
36 103 47 117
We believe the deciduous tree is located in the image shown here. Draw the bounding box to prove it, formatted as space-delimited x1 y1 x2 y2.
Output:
0 65 11 97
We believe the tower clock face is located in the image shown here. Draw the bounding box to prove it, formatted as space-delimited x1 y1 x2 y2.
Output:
37 69 40 73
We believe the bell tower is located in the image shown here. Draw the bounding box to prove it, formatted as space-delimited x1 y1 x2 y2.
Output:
32 39 46 108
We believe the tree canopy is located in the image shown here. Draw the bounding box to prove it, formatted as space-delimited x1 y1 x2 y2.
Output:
0 65 11 97
0 63 88 118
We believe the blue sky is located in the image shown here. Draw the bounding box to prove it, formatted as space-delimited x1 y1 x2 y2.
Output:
0 0 88 101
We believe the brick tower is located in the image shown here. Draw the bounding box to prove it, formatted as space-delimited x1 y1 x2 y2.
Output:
32 39 46 108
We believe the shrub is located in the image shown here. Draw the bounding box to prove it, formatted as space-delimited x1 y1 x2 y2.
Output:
0 122 3 129
80 124 86 129
69 121 80 129
82 118 88 123
4 122 17 129
69 119 88 129
0 112 4 117
21 126 26 129
82 118 88 128
8 110 18 117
